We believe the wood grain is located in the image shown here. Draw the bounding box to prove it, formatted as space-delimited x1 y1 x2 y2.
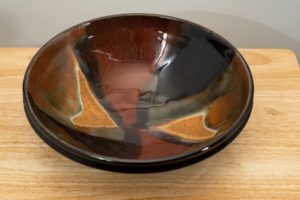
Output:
0 48 299 200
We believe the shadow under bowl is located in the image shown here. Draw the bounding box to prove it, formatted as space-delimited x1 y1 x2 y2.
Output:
23 14 254 172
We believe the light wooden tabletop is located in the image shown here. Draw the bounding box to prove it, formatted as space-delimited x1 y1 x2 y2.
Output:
0 48 299 200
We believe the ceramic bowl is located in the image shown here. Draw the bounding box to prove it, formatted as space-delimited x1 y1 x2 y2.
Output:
23 14 254 172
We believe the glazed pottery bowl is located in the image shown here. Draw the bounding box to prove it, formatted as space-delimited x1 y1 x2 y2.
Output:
23 14 254 172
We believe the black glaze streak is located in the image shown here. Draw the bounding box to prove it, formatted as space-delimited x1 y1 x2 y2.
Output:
156 25 235 99
73 37 124 128
73 37 94 79
134 107 148 128
207 36 235 66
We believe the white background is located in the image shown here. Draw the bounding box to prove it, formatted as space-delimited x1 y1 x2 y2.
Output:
0 0 299 58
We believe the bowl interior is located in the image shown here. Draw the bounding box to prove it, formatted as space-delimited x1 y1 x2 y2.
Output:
26 15 251 162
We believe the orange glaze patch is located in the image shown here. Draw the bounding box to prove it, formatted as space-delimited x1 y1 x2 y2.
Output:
205 84 243 132
72 70 117 128
156 114 216 142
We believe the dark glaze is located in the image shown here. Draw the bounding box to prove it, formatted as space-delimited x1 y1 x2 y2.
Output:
25 15 252 162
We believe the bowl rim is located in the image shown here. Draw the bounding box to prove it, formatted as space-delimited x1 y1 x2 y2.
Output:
23 13 254 169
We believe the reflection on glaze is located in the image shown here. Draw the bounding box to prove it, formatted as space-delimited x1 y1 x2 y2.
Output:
27 16 250 160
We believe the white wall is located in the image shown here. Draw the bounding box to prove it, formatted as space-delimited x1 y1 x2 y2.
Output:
1 0 299 58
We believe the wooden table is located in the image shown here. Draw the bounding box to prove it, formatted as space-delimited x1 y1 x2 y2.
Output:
0 48 299 200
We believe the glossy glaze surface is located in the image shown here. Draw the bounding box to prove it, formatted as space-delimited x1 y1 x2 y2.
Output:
24 14 253 166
